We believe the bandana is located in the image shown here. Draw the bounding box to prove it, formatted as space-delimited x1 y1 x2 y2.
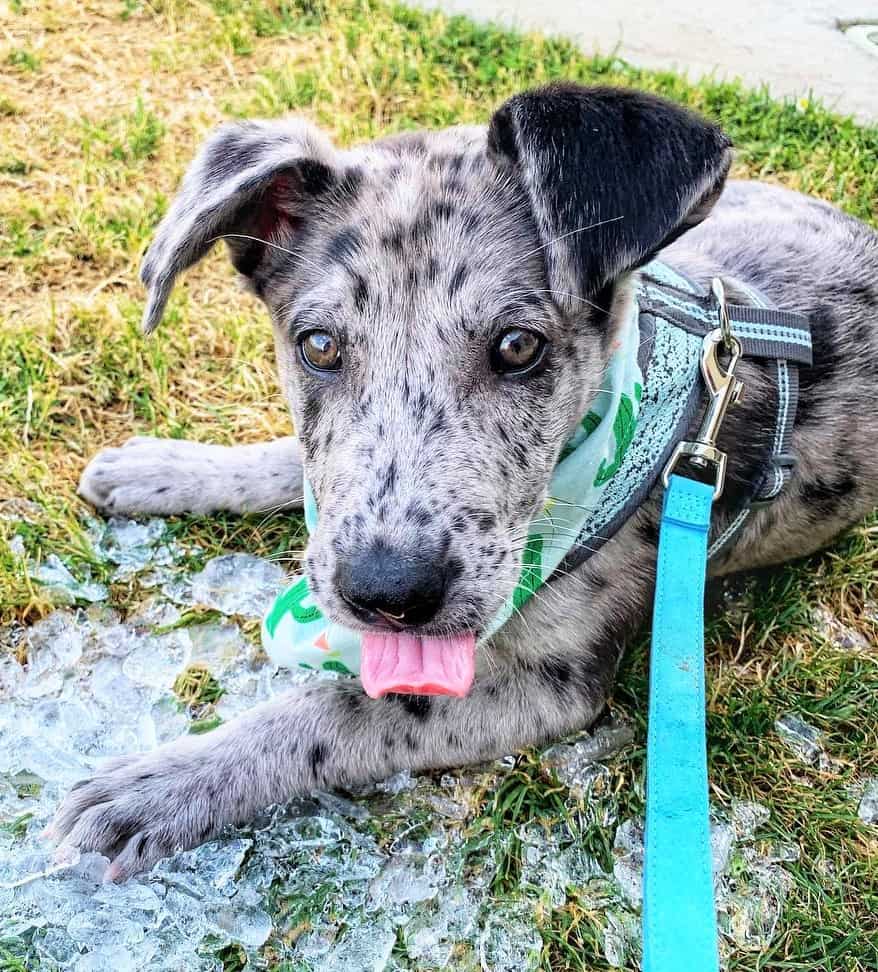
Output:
261 290 646 689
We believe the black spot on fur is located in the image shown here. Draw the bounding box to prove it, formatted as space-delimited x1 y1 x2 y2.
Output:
353 274 369 313
396 695 433 720
539 657 572 692
476 513 496 533
406 502 432 527
381 223 406 252
326 226 362 267
449 263 469 297
801 472 856 514
446 557 464 583
297 159 335 195
309 741 328 776
637 515 659 547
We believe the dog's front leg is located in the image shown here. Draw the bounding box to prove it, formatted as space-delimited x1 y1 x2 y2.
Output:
78 435 304 516
49 673 600 881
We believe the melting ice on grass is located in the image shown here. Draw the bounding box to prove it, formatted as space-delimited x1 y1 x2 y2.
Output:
1 513 804 970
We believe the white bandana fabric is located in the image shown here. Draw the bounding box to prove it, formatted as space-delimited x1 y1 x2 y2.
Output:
261 300 646 677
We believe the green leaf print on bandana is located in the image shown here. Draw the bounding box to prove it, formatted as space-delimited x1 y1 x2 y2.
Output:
593 383 643 486
264 576 323 637
512 535 544 611
559 410 603 461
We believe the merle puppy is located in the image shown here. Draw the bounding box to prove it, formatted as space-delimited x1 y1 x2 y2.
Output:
52 83 878 880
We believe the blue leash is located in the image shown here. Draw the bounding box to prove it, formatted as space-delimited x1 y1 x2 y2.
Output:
643 474 718 972
644 283 745 971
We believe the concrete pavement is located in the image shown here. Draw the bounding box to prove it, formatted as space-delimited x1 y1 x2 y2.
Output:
413 0 878 123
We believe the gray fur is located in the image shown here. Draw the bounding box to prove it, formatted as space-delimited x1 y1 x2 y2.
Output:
60 85 878 880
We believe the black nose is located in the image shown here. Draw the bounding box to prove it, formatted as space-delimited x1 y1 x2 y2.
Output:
336 543 447 627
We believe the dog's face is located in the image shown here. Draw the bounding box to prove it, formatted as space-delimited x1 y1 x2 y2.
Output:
266 136 613 636
141 84 732 648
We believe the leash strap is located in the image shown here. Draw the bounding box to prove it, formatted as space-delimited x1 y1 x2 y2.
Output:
644 473 719 972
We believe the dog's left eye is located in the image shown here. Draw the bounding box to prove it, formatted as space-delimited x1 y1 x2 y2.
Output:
300 330 341 372
490 328 547 375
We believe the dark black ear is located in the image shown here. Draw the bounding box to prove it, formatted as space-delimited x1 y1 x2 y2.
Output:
140 118 339 332
488 83 733 314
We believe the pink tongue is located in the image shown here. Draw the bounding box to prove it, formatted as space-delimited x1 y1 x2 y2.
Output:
361 631 476 699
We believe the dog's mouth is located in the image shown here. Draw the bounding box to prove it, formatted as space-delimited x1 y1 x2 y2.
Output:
360 630 476 699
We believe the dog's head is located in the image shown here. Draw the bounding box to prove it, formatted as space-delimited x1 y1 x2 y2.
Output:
142 84 730 693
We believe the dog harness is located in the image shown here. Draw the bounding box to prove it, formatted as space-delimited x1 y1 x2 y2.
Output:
261 260 812 676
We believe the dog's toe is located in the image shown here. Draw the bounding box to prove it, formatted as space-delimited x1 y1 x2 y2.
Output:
51 747 221 879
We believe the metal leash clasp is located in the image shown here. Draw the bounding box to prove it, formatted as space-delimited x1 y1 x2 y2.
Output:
661 279 744 501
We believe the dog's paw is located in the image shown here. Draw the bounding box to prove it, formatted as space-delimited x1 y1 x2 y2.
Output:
50 745 224 881
78 437 228 516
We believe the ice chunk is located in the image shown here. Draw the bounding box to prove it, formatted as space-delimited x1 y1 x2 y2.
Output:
169 554 286 618
718 861 793 950
33 555 109 605
316 918 396 971
603 909 640 968
66 908 146 949
0 651 25 699
858 778 878 824
710 820 735 877
542 719 634 777
520 824 602 907
152 837 252 893
21 611 87 698
612 818 644 907
811 606 871 653
188 622 247 674
402 886 479 967
478 903 542 972
92 517 183 583
121 629 190 691
368 853 444 911
376 769 417 795
774 712 833 769
729 800 771 840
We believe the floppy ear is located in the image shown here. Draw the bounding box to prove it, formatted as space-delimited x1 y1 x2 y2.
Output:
488 83 733 314
139 118 340 332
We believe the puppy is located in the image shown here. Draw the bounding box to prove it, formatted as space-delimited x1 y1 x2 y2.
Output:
54 83 878 880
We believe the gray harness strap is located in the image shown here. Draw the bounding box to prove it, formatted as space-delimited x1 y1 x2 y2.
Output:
639 265 813 558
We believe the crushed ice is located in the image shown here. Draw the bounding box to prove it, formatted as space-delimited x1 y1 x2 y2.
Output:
774 712 839 771
1 505 804 969
810 605 872 653
857 778 878 825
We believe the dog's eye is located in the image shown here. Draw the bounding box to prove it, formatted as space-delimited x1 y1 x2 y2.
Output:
490 328 546 375
300 330 341 372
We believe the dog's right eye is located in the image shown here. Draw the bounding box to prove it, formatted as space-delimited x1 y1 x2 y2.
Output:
300 330 341 372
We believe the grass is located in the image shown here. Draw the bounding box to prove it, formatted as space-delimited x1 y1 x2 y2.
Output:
0 0 876 969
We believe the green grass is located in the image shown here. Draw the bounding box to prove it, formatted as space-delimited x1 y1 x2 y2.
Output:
1 0 876 969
